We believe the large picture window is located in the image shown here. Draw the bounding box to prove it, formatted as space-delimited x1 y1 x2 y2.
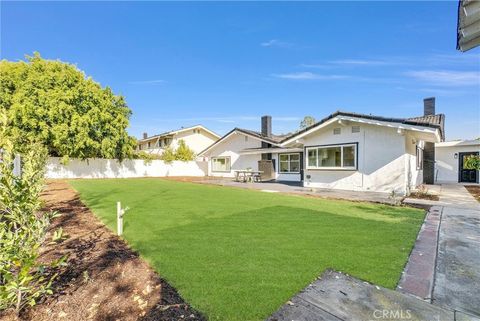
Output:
212 157 231 172
279 153 300 173
306 144 357 170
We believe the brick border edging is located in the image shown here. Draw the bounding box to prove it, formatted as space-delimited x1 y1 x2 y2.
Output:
397 205 443 301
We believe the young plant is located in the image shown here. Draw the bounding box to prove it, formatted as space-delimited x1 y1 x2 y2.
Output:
0 114 65 314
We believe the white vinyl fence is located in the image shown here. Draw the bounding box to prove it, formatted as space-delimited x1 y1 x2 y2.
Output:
46 157 207 179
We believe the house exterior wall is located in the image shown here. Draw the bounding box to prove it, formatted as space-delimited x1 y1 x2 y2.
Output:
435 144 480 183
138 128 218 155
171 129 219 154
301 123 408 194
405 133 424 191
204 132 262 177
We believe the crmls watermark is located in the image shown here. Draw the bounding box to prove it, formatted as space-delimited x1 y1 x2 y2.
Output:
367 309 443 321
372 309 412 319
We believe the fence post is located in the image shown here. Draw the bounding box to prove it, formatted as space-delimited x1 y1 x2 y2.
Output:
117 201 123 236
13 154 21 177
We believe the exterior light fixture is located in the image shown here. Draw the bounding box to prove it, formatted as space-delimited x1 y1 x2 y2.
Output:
454 153 458 159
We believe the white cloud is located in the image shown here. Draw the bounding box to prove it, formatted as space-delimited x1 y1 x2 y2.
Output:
128 79 165 85
404 70 480 86
329 59 391 66
260 39 293 48
273 72 350 80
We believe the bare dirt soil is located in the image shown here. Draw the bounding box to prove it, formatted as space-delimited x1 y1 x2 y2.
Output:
0 181 205 321
465 185 480 202
407 192 440 201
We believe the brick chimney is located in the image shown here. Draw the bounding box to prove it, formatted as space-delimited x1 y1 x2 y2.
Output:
423 97 436 185
261 115 272 160
143 132 148 139
261 115 272 137
424 97 435 115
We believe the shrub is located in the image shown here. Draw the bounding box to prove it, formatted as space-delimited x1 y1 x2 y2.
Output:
0 114 65 314
160 146 176 163
174 140 195 161
464 155 480 171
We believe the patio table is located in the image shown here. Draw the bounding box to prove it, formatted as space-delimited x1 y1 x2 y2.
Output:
234 170 263 183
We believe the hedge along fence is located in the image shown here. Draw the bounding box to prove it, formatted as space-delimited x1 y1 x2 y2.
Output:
46 157 208 179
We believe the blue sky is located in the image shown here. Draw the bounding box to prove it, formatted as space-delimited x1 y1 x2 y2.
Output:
2 1 479 140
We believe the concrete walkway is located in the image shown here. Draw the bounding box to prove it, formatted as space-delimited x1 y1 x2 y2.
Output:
432 184 480 316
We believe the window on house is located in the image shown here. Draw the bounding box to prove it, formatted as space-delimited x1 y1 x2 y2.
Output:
147 142 151 148
212 157 231 172
352 126 360 133
245 136 248 142
416 146 423 170
333 128 341 135
306 144 357 170
279 153 300 173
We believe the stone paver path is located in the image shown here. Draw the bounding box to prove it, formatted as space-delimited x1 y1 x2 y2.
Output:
267 270 479 321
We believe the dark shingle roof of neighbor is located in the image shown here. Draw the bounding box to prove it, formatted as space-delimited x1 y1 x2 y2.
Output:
199 110 445 155
235 128 290 144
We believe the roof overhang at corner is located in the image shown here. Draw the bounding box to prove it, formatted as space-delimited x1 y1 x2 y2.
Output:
280 115 442 146
457 0 480 52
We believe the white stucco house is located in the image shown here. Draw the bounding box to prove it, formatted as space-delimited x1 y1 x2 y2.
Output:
137 125 220 155
435 140 479 184
199 98 447 195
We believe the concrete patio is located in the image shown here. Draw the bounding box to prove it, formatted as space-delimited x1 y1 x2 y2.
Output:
192 178 402 205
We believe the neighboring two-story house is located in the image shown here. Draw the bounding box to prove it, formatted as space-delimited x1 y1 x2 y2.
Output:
137 125 220 155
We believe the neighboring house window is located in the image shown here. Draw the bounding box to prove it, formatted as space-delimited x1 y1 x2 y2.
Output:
333 128 341 135
306 144 357 170
245 136 248 142
279 153 300 173
352 126 360 133
147 142 151 148
212 157 231 172
416 146 423 170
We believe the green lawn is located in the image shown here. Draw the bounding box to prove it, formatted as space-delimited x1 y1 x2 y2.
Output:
70 178 424 321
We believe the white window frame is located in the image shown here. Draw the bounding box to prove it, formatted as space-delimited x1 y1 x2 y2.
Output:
278 153 301 174
211 156 231 173
306 143 357 170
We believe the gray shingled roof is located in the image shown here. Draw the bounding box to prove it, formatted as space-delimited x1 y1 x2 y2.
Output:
288 111 445 142
199 110 445 155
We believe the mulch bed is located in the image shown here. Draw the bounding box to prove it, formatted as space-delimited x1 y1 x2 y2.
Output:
465 185 480 202
407 192 439 201
0 181 206 321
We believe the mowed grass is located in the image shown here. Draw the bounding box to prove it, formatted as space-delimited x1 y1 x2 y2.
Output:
69 178 424 321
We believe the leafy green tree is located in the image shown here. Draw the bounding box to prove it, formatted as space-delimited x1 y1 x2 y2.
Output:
464 155 480 171
0 53 136 161
300 116 316 129
174 139 195 161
